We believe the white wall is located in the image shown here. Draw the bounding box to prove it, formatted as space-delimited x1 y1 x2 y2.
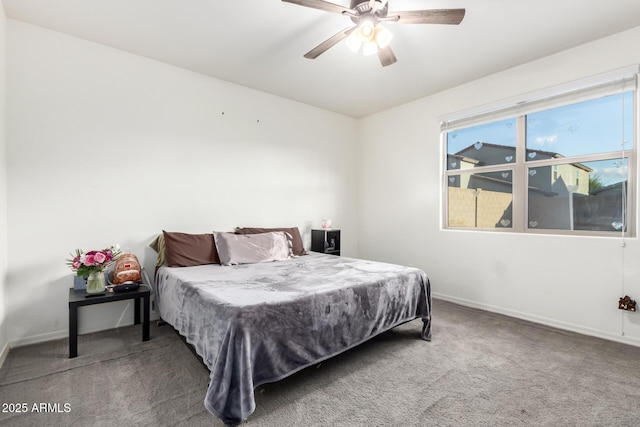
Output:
0 1 8 362
358 26 640 346
6 20 358 345
6 17 640 351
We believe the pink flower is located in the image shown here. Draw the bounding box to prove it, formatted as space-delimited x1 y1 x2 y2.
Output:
94 252 106 264
66 244 121 276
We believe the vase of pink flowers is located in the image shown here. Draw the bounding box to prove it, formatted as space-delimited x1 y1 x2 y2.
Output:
86 271 105 294
67 244 121 294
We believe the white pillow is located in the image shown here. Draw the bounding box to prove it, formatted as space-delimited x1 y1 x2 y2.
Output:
213 231 293 266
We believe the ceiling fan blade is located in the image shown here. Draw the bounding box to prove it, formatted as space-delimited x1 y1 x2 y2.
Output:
377 46 397 67
304 26 357 59
387 9 465 25
282 0 352 14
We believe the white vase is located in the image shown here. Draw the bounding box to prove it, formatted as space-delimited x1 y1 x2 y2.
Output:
86 271 106 294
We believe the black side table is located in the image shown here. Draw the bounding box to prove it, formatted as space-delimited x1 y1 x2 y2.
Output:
311 229 341 256
68 284 151 358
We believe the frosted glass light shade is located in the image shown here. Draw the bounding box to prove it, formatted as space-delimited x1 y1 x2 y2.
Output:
375 25 393 48
345 31 363 52
359 20 375 41
362 41 379 56
344 21 392 55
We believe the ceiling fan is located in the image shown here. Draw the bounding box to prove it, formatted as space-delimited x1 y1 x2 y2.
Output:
282 0 465 67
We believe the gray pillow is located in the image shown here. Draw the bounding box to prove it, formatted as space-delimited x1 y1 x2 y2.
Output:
213 231 293 266
235 226 307 256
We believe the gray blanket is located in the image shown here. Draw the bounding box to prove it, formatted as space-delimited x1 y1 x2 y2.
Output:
156 253 431 425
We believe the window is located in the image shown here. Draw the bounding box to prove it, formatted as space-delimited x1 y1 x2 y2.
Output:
442 67 637 236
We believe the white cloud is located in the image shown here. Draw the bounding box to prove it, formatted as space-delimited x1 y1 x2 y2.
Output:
535 135 557 146
594 164 628 186
603 166 627 176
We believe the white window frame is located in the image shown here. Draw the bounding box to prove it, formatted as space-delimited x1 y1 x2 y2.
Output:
441 66 639 237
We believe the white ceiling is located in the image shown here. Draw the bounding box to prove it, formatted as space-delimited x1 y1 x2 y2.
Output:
3 0 640 118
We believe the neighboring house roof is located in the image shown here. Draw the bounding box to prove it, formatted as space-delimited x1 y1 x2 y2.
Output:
469 173 557 197
454 142 593 172
447 153 481 165
455 142 562 159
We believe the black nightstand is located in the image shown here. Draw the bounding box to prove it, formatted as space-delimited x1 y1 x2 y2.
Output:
68 284 150 358
311 229 341 256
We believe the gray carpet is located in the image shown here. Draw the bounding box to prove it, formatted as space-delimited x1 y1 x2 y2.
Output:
1 299 640 427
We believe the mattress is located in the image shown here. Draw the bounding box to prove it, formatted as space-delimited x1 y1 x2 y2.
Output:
156 252 431 425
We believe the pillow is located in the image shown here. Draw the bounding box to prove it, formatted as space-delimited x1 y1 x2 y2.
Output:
162 230 221 267
235 226 307 256
213 231 292 266
149 234 167 267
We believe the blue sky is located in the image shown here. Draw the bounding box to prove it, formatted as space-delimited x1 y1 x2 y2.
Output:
447 92 633 186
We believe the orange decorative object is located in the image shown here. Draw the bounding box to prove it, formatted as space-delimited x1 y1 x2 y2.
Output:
618 295 636 312
112 253 141 284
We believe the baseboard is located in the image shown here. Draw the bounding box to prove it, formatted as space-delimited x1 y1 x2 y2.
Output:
9 311 160 349
433 293 640 348
9 329 68 348
0 340 9 369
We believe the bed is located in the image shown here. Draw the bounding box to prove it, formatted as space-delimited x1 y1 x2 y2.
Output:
153 233 431 426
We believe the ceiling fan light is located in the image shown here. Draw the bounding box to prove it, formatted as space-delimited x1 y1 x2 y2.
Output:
362 41 379 56
345 32 362 53
359 20 375 42
375 25 393 48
